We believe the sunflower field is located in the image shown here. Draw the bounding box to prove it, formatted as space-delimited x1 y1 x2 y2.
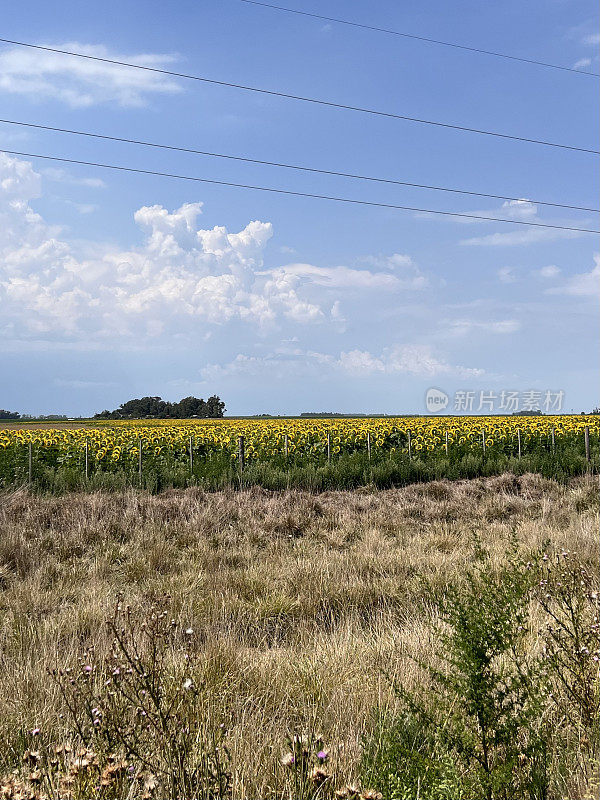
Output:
0 415 598 492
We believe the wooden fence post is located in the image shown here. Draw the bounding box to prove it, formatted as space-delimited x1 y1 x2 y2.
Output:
238 436 245 472
445 430 449 456
517 429 522 460
327 432 331 463
85 440 89 481
189 436 193 474
482 429 486 456
584 426 590 462
367 431 371 461
28 442 32 484
407 430 412 460
551 427 555 453
284 434 289 460
138 439 143 484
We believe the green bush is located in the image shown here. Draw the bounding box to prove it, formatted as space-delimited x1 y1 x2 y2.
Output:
362 543 550 800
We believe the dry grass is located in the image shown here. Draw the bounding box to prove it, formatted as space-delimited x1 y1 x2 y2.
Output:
0 472 597 797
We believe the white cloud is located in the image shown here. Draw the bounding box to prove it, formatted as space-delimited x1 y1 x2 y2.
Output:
0 42 182 108
445 319 521 337
500 200 537 220
416 199 538 228
573 57 592 69
202 344 483 381
0 153 331 342
582 33 600 46
42 167 107 189
262 263 401 291
452 199 590 247
461 226 583 247
260 253 427 294
535 265 561 279
3 153 433 348
548 253 600 297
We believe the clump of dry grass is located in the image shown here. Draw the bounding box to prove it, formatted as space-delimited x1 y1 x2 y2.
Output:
0 473 597 798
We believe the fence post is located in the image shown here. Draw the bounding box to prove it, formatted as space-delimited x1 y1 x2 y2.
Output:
517 429 522 460
85 440 89 481
445 431 449 456
28 442 32 484
138 439 143 484
284 433 289 460
189 436 193 475
327 432 331 463
551 427 555 453
482 429 486 457
407 430 412 460
367 431 371 461
584 426 590 462
238 436 245 473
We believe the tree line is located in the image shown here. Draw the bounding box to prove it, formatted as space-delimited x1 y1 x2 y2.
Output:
94 395 226 419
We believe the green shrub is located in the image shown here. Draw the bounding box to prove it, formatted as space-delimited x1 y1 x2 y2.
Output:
362 543 550 800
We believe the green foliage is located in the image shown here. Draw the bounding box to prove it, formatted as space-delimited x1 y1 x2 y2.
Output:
361 710 462 799
94 395 226 419
362 543 550 800
4 444 597 494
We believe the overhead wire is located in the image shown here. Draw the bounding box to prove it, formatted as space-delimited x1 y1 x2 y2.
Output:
2 148 598 234
0 38 597 154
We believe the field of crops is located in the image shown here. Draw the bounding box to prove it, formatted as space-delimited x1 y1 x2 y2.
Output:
1 415 598 492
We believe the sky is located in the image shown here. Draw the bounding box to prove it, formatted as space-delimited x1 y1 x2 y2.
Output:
0 0 598 416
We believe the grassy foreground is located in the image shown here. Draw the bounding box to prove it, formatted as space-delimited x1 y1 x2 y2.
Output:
0 474 598 799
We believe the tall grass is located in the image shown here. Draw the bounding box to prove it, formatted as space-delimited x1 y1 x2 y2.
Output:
0 474 597 797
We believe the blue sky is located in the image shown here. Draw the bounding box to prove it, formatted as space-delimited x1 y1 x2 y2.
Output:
0 0 598 416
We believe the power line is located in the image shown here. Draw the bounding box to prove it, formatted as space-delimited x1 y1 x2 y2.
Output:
2 147 598 234
2 117 596 214
239 0 600 78
0 38 597 156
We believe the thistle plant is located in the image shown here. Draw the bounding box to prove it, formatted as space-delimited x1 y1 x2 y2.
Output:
536 549 600 792
51 597 232 800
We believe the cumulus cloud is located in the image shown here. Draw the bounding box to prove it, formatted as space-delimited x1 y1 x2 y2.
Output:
1 153 432 348
0 42 182 107
0 153 335 342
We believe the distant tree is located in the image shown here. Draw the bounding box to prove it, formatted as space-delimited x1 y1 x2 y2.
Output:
205 395 226 418
94 395 225 419
115 397 172 419
0 409 20 420
173 396 208 418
